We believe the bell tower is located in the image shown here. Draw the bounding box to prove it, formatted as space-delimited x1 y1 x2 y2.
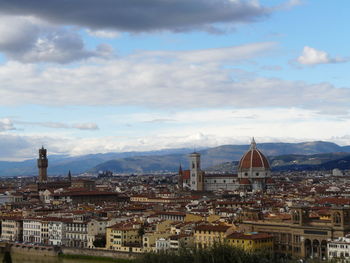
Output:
189 152 204 191
37 146 48 183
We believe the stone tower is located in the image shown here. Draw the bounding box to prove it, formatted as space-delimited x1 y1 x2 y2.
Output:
37 146 48 183
178 164 183 190
189 152 204 191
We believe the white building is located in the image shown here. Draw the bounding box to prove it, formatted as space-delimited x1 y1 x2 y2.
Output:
23 219 42 243
328 236 350 260
48 219 67 246
204 174 239 191
156 237 170 252
65 220 88 248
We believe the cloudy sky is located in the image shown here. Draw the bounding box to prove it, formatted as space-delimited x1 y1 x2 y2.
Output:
0 0 349 160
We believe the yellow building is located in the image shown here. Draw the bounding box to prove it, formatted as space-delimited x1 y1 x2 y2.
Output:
184 214 203 222
226 232 274 252
143 232 172 252
106 223 142 253
194 224 234 248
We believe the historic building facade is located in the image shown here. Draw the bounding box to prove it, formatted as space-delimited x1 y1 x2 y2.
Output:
241 206 350 259
179 139 274 192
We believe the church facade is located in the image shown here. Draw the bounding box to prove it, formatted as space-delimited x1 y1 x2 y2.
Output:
178 139 274 192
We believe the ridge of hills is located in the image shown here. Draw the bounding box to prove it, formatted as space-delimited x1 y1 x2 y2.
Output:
1 141 350 176
90 141 350 174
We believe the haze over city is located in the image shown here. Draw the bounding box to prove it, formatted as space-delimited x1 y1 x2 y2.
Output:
0 0 349 161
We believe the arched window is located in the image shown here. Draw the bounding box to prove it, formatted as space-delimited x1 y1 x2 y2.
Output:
334 212 342 225
293 211 300 223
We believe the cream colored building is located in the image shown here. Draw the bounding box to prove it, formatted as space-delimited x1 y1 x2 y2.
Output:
1 217 22 242
106 223 142 253
87 218 109 249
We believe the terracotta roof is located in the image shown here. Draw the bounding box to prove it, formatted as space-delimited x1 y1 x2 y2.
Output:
227 232 273 240
239 178 251 185
194 224 231 233
182 170 190 180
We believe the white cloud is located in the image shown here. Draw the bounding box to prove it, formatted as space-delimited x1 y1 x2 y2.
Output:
0 118 16 131
72 123 99 130
86 29 120 39
297 46 347 65
2 107 350 160
15 120 99 130
0 43 348 115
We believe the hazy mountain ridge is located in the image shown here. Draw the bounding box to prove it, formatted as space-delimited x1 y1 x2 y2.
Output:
1 141 349 176
206 152 350 173
0 148 195 176
90 141 350 174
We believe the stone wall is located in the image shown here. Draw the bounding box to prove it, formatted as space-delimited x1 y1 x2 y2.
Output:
61 247 138 259
11 244 59 257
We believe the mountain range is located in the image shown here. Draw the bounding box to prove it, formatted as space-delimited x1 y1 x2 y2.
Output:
1 141 350 176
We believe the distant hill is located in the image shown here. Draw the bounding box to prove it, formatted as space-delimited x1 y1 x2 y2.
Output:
89 141 350 174
205 152 350 173
1 141 349 176
0 148 194 176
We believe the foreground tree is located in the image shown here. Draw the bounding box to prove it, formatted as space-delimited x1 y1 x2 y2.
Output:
137 243 283 263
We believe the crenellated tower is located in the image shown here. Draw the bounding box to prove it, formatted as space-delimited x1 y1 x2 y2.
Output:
37 146 48 183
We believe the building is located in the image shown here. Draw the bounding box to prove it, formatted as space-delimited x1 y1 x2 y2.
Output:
194 224 233 248
65 220 88 248
237 138 272 192
87 218 109 249
226 232 274 252
189 152 204 191
71 179 96 191
143 232 172 252
156 237 170 252
328 236 350 260
23 218 42 243
1 217 22 242
37 146 48 183
179 139 273 192
241 206 350 260
52 190 128 204
48 219 67 246
168 234 194 251
106 223 142 252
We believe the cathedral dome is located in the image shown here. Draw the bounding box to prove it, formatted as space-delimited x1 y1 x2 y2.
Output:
238 138 270 171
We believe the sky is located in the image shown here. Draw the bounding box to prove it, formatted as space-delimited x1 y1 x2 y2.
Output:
0 0 350 161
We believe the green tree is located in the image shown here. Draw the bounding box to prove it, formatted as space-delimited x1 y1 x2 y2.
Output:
2 251 12 263
93 236 106 248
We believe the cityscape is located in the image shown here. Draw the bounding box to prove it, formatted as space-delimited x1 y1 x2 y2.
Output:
1 0 350 263
0 141 350 262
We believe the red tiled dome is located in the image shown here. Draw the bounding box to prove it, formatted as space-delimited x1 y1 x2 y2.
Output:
238 139 270 170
